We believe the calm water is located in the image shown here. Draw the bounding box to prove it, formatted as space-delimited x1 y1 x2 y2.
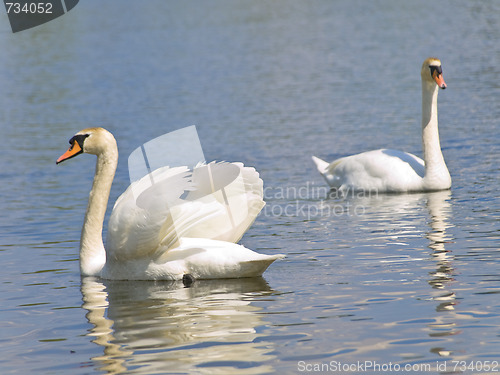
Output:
1 1 499 374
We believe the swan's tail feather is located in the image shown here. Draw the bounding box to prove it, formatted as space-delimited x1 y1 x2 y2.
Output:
239 254 285 278
312 156 329 175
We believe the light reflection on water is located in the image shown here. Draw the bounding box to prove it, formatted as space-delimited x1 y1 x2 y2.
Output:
82 278 277 374
0 0 499 374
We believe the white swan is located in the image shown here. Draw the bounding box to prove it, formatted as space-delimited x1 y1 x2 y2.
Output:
57 127 283 280
312 57 451 193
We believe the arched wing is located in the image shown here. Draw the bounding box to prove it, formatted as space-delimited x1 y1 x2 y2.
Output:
181 162 265 243
105 162 265 262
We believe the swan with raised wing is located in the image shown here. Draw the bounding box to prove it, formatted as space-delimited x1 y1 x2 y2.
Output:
312 57 451 193
57 127 283 280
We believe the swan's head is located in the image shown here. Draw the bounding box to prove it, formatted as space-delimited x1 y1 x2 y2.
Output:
56 127 117 164
421 57 447 89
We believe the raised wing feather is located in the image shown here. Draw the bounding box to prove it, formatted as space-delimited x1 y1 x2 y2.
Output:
105 162 265 262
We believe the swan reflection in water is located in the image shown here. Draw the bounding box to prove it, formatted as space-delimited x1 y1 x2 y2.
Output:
340 190 456 302
81 277 278 374
321 189 457 358
425 191 456 301
359 190 458 357
424 191 462 358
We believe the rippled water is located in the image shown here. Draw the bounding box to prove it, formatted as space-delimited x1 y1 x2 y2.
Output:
1 1 499 374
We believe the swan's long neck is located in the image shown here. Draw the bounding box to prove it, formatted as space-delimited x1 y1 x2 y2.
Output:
421 81 451 189
80 147 118 276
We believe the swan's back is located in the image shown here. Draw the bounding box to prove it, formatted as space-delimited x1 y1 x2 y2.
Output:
321 149 426 193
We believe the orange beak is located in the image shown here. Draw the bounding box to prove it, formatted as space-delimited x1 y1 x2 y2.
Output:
56 141 83 164
432 70 447 89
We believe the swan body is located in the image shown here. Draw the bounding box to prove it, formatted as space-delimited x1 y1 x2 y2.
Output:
57 128 283 280
313 57 451 193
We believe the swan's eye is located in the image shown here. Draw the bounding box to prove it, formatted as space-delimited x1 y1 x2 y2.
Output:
429 65 442 77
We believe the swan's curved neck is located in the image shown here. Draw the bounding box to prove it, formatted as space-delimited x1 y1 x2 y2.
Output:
421 81 450 189
80 147 118 276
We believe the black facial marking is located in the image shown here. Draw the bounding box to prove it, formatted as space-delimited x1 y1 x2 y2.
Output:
429 65 443 77
69 134 90 150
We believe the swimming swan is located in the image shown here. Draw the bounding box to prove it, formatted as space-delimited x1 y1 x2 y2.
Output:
57 127 283 280
312 57 451 193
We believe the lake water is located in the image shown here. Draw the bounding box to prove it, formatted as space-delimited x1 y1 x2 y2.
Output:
1 1 499 374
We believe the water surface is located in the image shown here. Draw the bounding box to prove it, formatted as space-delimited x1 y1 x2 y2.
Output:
0 1 499 374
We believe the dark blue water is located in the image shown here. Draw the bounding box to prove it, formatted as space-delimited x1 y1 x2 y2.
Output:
1 1 499 374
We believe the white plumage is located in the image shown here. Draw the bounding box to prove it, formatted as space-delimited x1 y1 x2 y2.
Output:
57 128 283 280
313 57 451 193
